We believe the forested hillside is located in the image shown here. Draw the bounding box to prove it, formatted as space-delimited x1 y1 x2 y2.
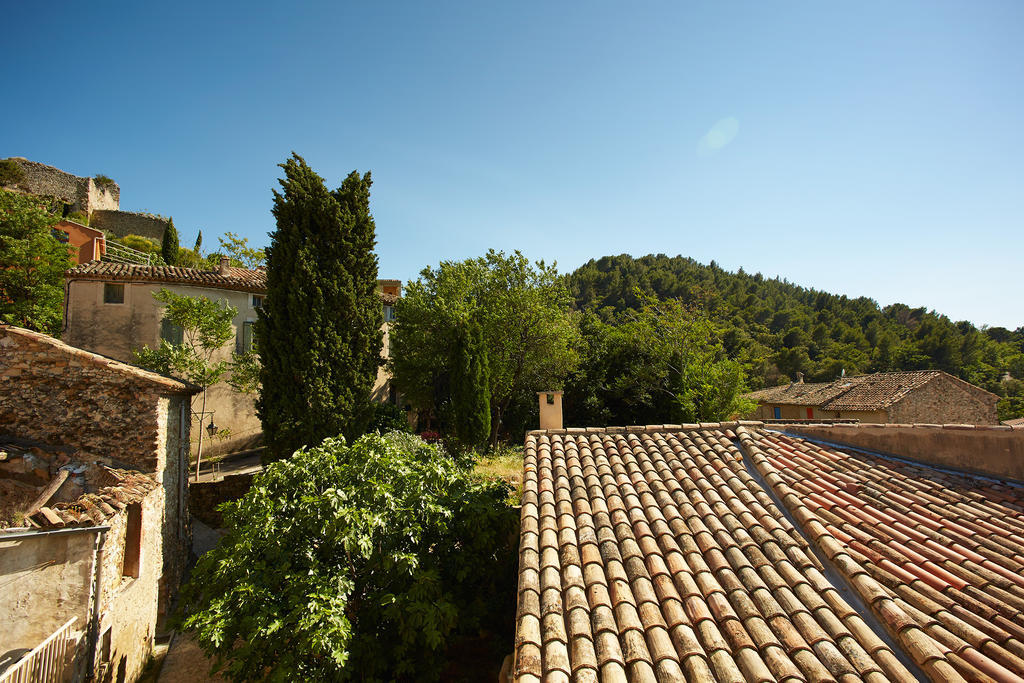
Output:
568 254 1024 420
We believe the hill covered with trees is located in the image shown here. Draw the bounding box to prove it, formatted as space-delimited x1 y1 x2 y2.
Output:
568 254 1024 420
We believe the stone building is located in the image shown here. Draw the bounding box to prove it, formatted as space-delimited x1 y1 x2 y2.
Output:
0 325 199 682
1 157 171 241
63 261 402 457
745 370 999 424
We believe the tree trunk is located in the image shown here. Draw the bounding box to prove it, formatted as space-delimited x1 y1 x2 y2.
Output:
194 390 207 482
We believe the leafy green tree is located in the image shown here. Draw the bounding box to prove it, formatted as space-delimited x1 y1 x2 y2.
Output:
194 230 203 254
390 250 579 446
133 288 248 477
0 189 72 335
161 219 179 265
179 432 516 682
258 154 382 459
217 231 266 269
450 322 491 451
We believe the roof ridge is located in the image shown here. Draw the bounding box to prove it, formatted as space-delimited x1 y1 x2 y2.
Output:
0 325 200 395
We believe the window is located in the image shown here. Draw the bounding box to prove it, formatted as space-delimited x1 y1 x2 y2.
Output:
160 319 184 345
103 283 124 304
237 320 255 353
382 305 395 322
122 503 142 578
773 406 781 420
50 227 69 243
252 295 264 309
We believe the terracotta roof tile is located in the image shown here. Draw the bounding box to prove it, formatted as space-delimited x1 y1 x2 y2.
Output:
66 262 401 303
515 425 925 682
29 467 158 529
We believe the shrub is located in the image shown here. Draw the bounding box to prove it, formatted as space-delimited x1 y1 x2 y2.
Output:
367 401 412 434
93 174 116 189
66 211 89 226
118 234 160 253
179 432 516 682
0 160 25 187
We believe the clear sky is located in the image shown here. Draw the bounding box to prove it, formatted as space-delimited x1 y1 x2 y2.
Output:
5 2 1022 328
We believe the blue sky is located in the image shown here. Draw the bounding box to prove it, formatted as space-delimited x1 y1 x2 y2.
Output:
5 2 1022 327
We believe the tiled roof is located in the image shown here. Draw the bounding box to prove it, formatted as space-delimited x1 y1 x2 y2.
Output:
745 371 996 411
1004 418 1024 428
67 262 401 303
67 262 267 293
0 325 200 395
29 467 158 529
515 423 1024 682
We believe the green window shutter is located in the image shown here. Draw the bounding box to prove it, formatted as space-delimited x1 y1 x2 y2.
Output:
241 320 254 352
161 319 183 345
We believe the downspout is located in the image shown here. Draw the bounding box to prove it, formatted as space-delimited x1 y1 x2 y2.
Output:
85 527 108 682
62 278 86 335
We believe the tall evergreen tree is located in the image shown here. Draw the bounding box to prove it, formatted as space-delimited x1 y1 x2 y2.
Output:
450 322 491 451
257 154 382 459
161 219 179 265
194 230 203 254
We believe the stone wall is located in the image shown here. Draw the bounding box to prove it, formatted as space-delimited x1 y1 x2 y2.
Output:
0 330 176 471
0 158 119 213
189 472 255 528
776 422 1024 483
91 210 168 240
889 373 999 424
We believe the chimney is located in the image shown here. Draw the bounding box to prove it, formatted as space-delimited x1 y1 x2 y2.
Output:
795 372 804 384
538 391 563 430
219 256 230 276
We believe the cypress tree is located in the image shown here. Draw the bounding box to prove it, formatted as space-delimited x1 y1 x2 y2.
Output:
451 322 491 451
257 154 382 459
194 230 203 254
161 219 179 265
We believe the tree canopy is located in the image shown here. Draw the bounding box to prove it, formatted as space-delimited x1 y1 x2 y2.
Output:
568 253 1024 420
179 432 516 682
257 154 383 458
389 250 579 445
0 189 72 335
161 219 179 265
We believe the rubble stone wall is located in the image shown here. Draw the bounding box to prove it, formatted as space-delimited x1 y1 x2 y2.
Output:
91 210 168 240
0 158 119 213
0 328 166 471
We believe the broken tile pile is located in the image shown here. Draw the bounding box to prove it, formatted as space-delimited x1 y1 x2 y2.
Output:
29 467 158 528
515 423 1024 682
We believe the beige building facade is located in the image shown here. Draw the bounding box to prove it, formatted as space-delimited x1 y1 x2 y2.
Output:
64 262 401 458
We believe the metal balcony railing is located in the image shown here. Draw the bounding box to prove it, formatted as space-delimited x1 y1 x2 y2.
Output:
0 617 81 683
102 240 154 265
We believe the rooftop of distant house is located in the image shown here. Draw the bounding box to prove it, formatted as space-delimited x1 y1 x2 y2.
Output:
745 370 997 411
66 261 401 302
513 421 1024 682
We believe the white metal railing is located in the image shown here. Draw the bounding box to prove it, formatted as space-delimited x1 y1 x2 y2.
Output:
0 617 80 683
102 240 154 265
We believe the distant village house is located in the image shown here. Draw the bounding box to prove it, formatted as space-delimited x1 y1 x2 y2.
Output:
746 370 999 424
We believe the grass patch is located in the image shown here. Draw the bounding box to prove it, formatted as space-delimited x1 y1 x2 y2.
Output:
473 446 524 505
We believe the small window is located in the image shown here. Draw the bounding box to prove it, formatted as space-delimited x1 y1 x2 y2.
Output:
252 295 264 309
122 503 142 578
773 407 781 420
546 393 555 405
382 305 395 322
103 283 124 304
51 228 69 243
161 319 184 345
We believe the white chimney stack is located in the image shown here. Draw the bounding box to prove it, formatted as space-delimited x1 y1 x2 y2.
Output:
538 391 563 430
